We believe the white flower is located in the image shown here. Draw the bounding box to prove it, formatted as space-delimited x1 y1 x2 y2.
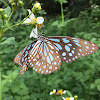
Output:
23 9 44 38
63 90 67 94
62 97 66 100
69 97 74 100
62 97 74 100
49 89 56 95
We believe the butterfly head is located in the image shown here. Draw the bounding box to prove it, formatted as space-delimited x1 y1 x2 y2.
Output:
37 32 46 42
40 32 44 36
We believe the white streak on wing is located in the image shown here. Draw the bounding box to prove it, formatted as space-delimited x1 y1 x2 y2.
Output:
32 43 41 57
39 43 43 54
31 40 41 55
47 41 54 49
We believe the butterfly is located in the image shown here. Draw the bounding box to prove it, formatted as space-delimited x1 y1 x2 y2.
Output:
14 33 98 75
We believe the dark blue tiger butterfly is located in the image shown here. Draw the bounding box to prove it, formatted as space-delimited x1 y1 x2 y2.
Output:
14 33 98 75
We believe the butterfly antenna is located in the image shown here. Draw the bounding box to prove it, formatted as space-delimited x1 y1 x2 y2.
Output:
38 29 42 33
43 28 45 33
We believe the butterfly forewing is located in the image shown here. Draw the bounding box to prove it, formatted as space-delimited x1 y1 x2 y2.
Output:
28 40 61 74
14 49 25 67
47 36 98 63
20 40 37 65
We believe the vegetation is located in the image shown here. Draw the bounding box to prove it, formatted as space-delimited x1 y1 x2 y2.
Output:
0 0 100 100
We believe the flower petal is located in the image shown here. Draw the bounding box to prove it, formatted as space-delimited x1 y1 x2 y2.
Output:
69 97 74 100
27 9 35 20
63 90 67 94
62 97 66 100
49 92 53 95
37 17 44 24
30 27 38 38
23 18 31 23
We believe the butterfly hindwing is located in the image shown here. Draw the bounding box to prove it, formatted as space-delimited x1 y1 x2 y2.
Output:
28 40 61 74
20 62 28 75
47 36 98 63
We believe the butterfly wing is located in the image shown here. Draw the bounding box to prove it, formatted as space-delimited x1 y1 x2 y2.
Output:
14 40 37 75
14 48 24 67
47 36 98 63
28 40 61 74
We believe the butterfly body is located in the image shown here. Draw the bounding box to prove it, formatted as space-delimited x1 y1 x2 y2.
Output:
14 33 98 75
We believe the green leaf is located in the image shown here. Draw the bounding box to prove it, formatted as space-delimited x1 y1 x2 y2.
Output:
3 48 13 53
52 21 59 26
95 79 100 85
4 7 11 16
66 90 73 97
90 83 96 89
22 96 30 100
97 85 100 91
2 75 8 79
0 37 15 45
0 51 3 54
12 85 19 93
15 96 21 100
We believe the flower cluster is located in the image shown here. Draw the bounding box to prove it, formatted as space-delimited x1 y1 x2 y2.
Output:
56 89 67 96
91 4 99 9
23 2 44 38
23 9 44 38
49 89 78 100
9 0 24 7
50 89 66 96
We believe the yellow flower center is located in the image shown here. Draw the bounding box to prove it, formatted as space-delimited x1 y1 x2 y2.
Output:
33 18 42 30
57 89 63 95
52 91 56 94
66 98 70 100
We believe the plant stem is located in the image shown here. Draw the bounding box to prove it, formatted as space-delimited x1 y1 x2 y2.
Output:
44 75 48 100
8 10 14 23
4 12 33 33
60 2 65 36
38 74 41 93
55 96 59 100
88 68 92 100
0 69 2 100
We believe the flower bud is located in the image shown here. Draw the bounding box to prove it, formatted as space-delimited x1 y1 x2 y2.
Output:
34 3 41 9
74 95 78 100
9 0 14 3
32 2 41 12
95 18 98 21
17 0 24 6
0 8 4 14
11 2 16 6
4 14 8 19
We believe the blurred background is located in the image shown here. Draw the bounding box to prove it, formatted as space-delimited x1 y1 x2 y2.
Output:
0 0 100 100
